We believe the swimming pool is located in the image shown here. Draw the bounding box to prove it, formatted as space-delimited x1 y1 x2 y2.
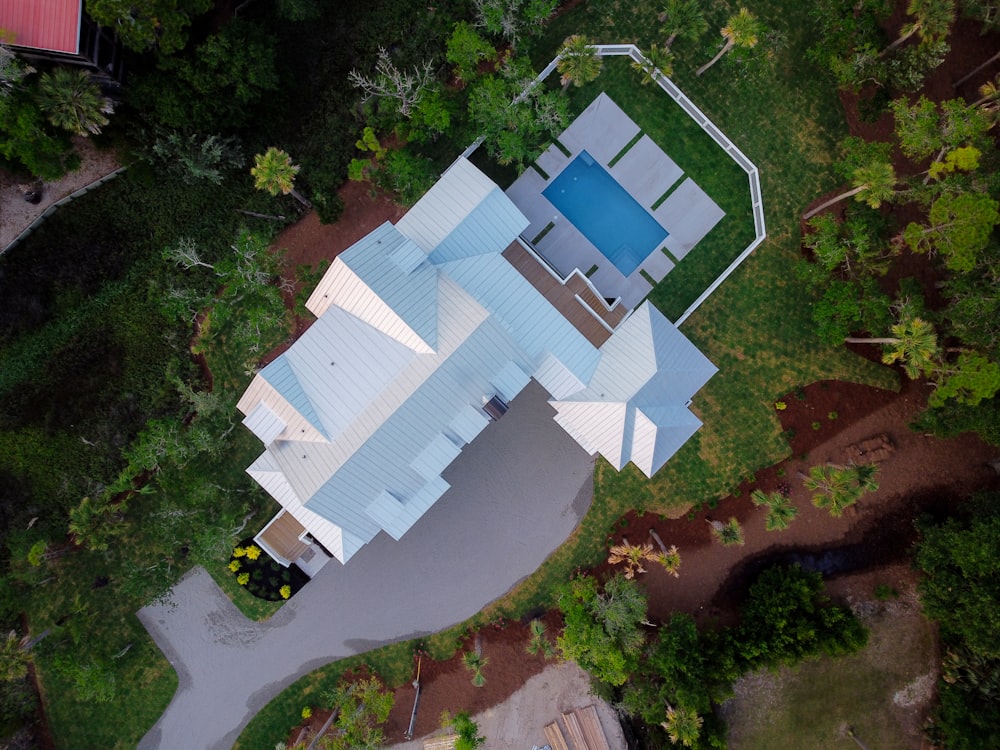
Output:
542 150 668 276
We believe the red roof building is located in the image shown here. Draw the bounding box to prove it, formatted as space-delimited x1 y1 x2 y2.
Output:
0 0 83 55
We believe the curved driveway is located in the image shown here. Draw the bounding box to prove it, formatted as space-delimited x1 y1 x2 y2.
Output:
138 381 594 749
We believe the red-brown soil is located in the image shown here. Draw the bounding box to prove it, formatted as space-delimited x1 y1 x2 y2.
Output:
276 27 1000 738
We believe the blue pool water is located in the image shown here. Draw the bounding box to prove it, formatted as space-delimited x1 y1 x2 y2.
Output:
542 150 668 276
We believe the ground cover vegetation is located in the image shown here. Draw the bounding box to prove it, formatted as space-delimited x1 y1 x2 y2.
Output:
556 567 868 748
0 0 996 747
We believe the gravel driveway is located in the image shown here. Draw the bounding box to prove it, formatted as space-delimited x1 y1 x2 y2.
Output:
138 381 594 749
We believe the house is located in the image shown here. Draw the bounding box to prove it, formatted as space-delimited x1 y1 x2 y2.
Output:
0 0 124 84
237 157 717 569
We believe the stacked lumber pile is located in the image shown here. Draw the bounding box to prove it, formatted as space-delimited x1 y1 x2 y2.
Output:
543 705 612 750
842 433 894 465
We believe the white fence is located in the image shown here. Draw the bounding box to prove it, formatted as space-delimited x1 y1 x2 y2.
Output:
463 44 767 327
2 166 129 256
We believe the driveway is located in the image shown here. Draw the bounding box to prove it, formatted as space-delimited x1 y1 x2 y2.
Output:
138 380 594 749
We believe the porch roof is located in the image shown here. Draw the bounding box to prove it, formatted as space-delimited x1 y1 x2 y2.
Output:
1 0 82 55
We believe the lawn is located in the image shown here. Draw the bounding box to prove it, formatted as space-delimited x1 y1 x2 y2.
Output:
723 594 937 749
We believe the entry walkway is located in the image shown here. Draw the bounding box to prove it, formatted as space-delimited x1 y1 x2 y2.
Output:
138 381 595 749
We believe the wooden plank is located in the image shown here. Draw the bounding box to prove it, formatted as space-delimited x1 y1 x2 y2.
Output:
576 705 612 750
562 711 589 750
544 721 571 750
423 734 457 750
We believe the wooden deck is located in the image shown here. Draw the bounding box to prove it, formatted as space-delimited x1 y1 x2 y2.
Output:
258 511 309 564
502 242 627 348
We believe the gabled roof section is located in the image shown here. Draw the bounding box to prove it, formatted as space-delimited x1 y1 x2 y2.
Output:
427 187 530 264
1 0 81 54
629 406 703 477
259 357 329 440
550 301 716 477
396 157 500 253
305 223 438 353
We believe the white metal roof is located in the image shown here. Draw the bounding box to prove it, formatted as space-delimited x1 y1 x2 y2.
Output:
550 301 717 477
240 158 716 561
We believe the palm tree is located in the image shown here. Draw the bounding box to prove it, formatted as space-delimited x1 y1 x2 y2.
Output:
631 45 674 86
802 463 879 516
0 631 31 682
845 316 939 378
35 67 113 136
251 147 311 207
648 528 681 577
972 74 1000 109
696 8 762 77
750 489 799 531
557 35 602 91
608 539 657 579
526 618 555 657
802 161 899 220
708 517 745 546
661 705 703 747
658 0 708 48
882 0 955 55
462 651 488 687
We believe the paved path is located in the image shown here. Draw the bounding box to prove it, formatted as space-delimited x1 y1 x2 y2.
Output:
138 381 594 749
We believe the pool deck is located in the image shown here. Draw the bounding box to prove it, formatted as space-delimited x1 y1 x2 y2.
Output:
505 91 725 313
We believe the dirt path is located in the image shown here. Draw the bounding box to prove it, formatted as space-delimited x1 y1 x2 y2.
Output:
0 137 120 251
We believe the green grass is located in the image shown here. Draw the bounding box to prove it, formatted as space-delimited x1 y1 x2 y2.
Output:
724 599 937 749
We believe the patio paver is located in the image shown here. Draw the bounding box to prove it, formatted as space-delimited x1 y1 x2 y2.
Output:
653 178 725 260
557 93 640 165
611 135 683 208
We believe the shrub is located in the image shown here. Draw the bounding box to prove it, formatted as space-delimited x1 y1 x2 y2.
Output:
774 400 787 410
280 585 291 599
237 572 250 586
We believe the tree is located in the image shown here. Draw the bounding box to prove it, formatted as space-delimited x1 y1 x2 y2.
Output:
86 0 211 52
0 89 75 179
35 67 113 137
467 56 569 167
882 0 955 55
472 0 558 49
87 0 212 53
903 192 1000 272
802 160 898 219
846 315 940 378
803 211 897 279
526 618 555 657
446 22 497 83
162 238 216 271
930 352 1000 407
0 43 33 96
891 96 992 183
802 463 879 516
750 489 798 531
443 711 485 750
252 148 310 207
730 564 868 668
348 47 436 119
556 35 602 91
708 517 744 546
0 632 30 682
696 8 763 76
462 650 488 687
149 131 244 185
130 19 279 131
556 574 647 686
959 0 1000 32
658 0 708 48
662 705 703 747
320 674 393 750
607 539 657 579
631 46 674 86
915 493 1000 749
